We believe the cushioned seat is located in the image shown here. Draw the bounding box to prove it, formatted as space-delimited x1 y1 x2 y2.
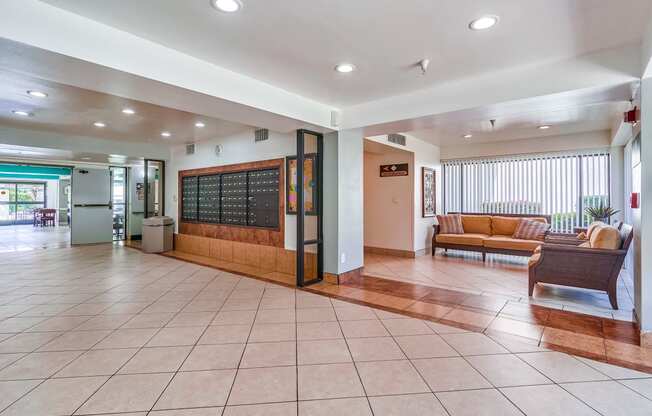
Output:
436 233 489 246
483 236 541 251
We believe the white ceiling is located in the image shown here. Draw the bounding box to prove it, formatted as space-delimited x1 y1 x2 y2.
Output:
0 143 143 165
40 0 652 107
0 69 250 144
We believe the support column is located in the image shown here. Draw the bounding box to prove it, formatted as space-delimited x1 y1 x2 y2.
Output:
639 76 652 345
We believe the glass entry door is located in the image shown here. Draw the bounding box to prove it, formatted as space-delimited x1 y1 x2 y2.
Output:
111 167 127 241
0 182 46 225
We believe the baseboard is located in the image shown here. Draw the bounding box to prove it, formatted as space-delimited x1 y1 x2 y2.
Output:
364 246 416 258
324 267 363 285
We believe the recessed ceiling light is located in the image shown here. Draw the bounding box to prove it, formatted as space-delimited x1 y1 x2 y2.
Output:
538 125 551 130
11 110 32 117
93 121 106 128
80 157 92 160
195 121 206 128
161 131 172 138
335 63 356 73
122 108 135 115
469 15 499 31
212 0 242 13
27 90 48 98
463 134 473 139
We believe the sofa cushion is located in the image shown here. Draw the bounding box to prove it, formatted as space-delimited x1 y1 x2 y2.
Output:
483 236 541 252
491 216 548 236
437 214 464 234
436 233 488 247
586 221 605 240
528 252 541 267
512 219 550 241
461 215 492 235
589 225 621 249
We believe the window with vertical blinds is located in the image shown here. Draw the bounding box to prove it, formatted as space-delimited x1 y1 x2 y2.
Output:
442 151 611 233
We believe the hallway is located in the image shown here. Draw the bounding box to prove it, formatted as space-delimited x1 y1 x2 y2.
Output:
0 225 70 252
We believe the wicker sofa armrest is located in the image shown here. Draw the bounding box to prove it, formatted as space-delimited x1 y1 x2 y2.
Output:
540 243 626 257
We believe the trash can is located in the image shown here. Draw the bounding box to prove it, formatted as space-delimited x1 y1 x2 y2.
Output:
142 216 174 253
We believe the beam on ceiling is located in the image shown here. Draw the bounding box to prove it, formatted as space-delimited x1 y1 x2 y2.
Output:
0 164 71 176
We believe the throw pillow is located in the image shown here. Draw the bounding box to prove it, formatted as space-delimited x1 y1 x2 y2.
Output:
512 219 550 241
437 214 464 234
577 232 587 240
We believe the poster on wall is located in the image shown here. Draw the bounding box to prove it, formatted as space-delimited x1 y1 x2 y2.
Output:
286 154 317 215
136 183 144 201
380 163 409 177
422 167 436 217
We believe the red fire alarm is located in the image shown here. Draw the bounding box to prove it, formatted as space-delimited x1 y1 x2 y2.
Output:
624 106 640 124
631 192 640 209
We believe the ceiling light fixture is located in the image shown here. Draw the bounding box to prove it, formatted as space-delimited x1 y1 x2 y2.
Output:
463 134 473 139
212 0 242 13
27 90 48 98
538 125 551 130
335 63 356 73
195 121 206 128
11 110 32 117
122 108 135 115
80 157 92 160
469 15 499 31
161 131 172 138
93 121 106 128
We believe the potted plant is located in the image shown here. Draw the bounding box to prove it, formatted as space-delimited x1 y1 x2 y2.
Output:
585 204 620 224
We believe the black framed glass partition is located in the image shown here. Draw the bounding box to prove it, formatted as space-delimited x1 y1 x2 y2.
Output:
0 182 46 225
144 159 165 218
110 167 127 240
295 129 324 286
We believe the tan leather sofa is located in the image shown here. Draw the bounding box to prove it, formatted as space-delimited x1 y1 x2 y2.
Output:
432 213 550 260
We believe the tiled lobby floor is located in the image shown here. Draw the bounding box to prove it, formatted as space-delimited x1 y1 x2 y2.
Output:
364 250 636 321
0 224 70 252
0 245 651 415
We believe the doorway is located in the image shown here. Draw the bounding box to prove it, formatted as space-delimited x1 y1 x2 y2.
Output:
111 167 127 241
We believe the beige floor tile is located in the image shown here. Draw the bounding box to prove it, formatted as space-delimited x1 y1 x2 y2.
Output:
621 378 652 400
297 322 343 340
150 408 221 415
517 352 609 383
298 363 364 400
299 397 372 416
356 360 429 396
121 313 175 329
146 326 206 347
154 369 236 409
199 325 252 345
394 334 459 359
440 333 509 355
0 353 24 370
221 298 261 311
335 307 378 321
228 366 296 405
76 373 174 414
0 332 63 353
94 328 158 349
0 350 82 380
182 344 245 370
240 341 295 368
223 402 296 416
296 294 333 309
347 337 406 362
39 330 111 351
0 379 41 411
259 296 295 310
577 357 652 379
212 310 257 326
26 316 90 332
562 380 652 416
501 385 600 416
166 312 216 327
412 357 491 392
369 393 448 416
56 348 137 377
0 317 48 332
298 339 352 365
254 309 296 324
2 376 107 416
295 307 337 323
381 319 434 336
436 389 523 416
75 314 135 331
466 354 552 387
425 321 469 334
339 320 390 338
248 323 295 342
119 346 191 374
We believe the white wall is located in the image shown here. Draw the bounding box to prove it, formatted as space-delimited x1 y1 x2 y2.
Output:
439 131 611 160
638 77 652 333
165 128 316 250
363 148 413 252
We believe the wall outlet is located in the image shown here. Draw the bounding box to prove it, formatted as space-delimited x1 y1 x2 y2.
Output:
341 253 346 264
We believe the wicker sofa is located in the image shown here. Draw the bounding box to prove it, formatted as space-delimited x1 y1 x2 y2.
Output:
432 213 551 260
528 223 633 309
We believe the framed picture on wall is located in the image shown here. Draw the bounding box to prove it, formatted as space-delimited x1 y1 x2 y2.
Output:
422 167 436 217
286 154 317 215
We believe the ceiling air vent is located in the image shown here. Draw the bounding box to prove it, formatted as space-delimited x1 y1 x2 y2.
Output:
185 143 196 155
255 128 269 142
388 134 407 146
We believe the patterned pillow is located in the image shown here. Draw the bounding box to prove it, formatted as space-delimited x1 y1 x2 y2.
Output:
437 214 464 234
512 219 550 241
